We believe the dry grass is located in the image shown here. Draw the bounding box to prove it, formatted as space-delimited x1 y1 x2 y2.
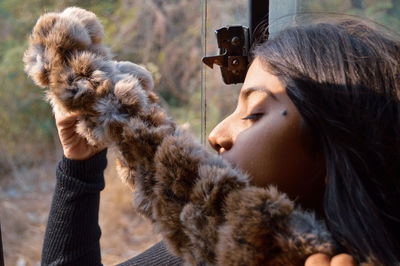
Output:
0 159 55 266
0 150 160 266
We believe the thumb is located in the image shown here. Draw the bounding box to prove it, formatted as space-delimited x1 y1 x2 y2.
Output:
53 104 79 126
305 253 330 266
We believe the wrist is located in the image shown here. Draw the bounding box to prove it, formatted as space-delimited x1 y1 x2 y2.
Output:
64 145 106 161
59 148 108 182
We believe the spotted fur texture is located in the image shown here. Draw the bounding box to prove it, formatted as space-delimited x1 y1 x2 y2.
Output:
24 7 339 265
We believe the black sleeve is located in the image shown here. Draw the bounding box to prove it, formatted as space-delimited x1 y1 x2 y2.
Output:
41 149 108 266
118 241 182 266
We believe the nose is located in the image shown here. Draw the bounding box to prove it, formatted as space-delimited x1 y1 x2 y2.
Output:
208 116 234 154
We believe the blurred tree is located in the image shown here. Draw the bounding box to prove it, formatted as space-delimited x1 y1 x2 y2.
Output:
351 0 363 9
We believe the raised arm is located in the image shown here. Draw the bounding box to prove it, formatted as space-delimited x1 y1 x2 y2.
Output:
42 147 107 265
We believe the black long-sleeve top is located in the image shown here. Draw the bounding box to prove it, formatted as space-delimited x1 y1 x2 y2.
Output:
41 149 182 265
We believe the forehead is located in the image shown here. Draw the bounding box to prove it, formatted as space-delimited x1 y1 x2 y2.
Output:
242 57 286 95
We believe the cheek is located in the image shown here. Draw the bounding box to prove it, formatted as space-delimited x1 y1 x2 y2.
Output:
223 113 312 193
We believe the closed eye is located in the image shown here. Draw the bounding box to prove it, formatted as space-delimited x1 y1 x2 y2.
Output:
242 113 263 121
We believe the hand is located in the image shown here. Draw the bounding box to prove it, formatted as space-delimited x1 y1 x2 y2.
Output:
55 109 105 160
305 253 356 266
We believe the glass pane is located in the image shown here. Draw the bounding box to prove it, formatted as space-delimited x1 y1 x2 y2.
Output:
203 0 400 150
300 0 400 32
203 0 248 148
269 0 400 34
269 0 300 36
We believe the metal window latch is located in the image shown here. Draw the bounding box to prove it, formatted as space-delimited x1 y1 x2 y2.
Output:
202 25 250 84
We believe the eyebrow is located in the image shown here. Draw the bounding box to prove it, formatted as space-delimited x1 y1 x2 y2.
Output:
240 87 278 101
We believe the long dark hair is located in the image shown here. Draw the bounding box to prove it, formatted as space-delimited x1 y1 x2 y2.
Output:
253 18 400 264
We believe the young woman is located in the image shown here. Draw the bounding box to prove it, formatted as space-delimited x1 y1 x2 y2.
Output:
208 18 400 265
25 8 400 265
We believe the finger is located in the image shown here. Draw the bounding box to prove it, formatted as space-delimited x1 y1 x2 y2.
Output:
55 113 79 127
57 119 80 143
62 130 81 146
58 127 78 141
53 105 79 124
305 253 330 266
331 254 356 266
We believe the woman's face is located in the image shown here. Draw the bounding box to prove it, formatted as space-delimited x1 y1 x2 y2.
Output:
208 57 325 211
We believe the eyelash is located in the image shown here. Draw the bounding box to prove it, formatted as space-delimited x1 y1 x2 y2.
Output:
242 113 263 121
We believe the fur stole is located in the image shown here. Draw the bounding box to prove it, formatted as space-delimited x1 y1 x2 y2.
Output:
23 7 340 265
